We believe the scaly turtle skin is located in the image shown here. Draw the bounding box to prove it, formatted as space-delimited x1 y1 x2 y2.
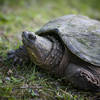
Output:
8 15 100 92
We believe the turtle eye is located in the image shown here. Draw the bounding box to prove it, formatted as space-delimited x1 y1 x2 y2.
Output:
28 33 36 40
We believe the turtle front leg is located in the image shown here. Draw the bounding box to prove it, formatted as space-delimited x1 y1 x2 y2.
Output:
7 45 30 65
65 63 100 92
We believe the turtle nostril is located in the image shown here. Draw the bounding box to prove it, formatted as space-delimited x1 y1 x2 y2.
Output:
22 31 25 34
28 33 36 40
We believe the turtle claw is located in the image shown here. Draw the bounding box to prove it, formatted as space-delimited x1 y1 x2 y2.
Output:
7 46 30 66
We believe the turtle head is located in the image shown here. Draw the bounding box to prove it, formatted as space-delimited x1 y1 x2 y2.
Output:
22 31 52 66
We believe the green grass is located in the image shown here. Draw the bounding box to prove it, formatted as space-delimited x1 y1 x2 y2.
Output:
0 0 100 100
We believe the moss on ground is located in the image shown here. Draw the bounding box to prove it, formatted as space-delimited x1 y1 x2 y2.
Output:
0 0 100 100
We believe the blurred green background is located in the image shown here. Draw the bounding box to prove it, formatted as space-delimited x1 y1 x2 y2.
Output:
0 0 100 100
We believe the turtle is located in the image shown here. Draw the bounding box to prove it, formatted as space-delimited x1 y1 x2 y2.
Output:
7 15 100 92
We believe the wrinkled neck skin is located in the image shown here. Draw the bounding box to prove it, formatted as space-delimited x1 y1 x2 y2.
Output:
43 37 69 76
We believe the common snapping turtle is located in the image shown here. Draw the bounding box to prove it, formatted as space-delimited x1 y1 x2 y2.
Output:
8 15 100 92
